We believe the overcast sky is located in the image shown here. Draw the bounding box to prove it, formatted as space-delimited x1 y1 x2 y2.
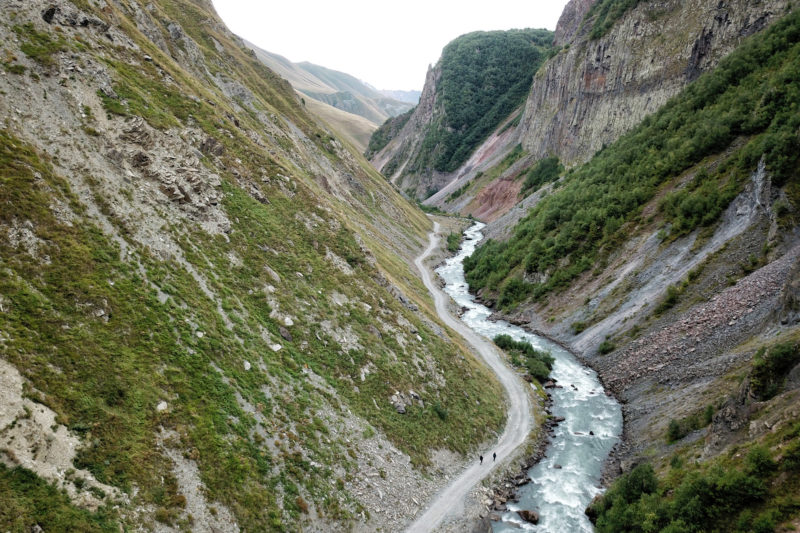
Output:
210 1 570 91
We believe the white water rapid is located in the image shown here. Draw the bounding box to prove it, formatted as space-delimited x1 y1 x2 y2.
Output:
435 222 623 532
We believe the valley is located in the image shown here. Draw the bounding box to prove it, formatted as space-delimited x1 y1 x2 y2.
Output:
1 0 799 531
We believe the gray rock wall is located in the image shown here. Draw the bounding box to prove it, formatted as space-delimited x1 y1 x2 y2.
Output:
518 0 791 167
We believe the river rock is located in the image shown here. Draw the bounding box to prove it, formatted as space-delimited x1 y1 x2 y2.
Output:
517 510 539 524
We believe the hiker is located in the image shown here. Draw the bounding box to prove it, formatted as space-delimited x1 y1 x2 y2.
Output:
479 455 483 464
493 452 496 462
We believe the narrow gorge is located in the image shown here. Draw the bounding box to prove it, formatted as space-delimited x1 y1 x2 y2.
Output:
1 0 799 531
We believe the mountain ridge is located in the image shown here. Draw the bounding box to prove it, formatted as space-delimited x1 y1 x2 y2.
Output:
246 41 415 152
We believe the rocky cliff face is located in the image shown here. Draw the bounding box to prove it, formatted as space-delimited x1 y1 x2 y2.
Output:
518 0 791 166
369 65 445 194
553 0 596 46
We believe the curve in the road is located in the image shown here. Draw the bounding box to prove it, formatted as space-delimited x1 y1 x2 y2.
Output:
405 221 533 533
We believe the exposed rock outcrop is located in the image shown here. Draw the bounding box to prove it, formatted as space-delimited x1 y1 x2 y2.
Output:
518 0 791 166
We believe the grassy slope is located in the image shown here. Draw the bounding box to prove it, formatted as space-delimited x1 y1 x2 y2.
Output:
302 96 377 153
246 43 411 149
0 0 506 530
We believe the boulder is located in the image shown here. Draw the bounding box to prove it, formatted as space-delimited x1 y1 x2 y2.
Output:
390 393 407 414
517 509 539 524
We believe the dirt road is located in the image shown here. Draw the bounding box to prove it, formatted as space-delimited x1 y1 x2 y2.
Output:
406 221 533 532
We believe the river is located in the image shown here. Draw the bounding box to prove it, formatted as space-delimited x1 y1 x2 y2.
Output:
435 222 623 532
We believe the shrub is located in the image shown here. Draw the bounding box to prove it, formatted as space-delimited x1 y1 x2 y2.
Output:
433 402 448 421
750 342 800 399
667 419 684 443
598 340 616 354
572 321 588 334
493 334 554 381
746 446 777 477
521 156 563 196
446 232 462 253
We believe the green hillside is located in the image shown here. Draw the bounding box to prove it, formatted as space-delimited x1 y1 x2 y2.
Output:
380 29 554 178
464 8 800 308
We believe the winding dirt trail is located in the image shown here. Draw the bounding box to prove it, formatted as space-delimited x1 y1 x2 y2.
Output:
406 221 533 532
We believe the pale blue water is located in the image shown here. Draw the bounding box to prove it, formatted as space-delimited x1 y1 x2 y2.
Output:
436 222 622 532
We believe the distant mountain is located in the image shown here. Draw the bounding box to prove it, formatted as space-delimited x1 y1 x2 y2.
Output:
246 43 414 151
380 89 421 104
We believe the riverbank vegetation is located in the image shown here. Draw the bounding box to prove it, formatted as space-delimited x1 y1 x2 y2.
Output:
493 334 554 381
588 427 800 532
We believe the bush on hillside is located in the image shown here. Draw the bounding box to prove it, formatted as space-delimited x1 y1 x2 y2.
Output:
520 155 563 196
750 341 800 400
493 334 554 381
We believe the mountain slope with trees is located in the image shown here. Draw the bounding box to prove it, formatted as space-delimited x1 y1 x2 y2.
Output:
458 3 800 529
367 28 554 200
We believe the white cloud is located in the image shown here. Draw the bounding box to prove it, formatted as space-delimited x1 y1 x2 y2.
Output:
211 0 569 90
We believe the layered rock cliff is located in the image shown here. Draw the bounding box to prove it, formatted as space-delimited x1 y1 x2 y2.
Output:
518 0 792 166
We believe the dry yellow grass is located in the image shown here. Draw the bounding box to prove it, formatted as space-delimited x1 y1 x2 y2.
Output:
302 94 378 153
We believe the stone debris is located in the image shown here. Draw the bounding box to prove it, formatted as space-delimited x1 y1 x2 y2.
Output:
599 245 800 395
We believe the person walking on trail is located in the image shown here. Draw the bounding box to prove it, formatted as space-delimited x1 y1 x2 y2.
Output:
479 455 483 465
493 452 496 462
